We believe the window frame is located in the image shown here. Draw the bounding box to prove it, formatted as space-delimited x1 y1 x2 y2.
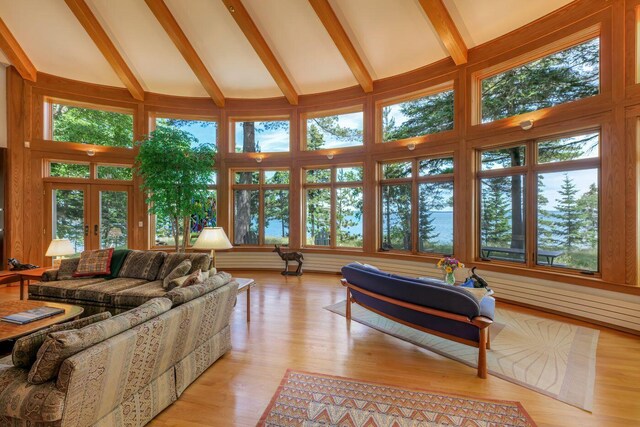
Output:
375 81 455 145
475 129 602 275
302 164 365 250
230 168 291 246
471 26 602 126
378 155 455 255
228 115 292 154
300 105 365 152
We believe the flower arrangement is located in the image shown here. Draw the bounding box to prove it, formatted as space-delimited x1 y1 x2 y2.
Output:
437 257 464 285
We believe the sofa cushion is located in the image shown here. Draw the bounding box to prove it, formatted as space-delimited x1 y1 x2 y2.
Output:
156 253 211 280
166 272 233 306
71 277 148 304
180 269 203 288
118 250 166 280
28 277 107 300
73 248 114 277
162 259 192 290
12 312 112 369
28 298 172 385
104 249 131 279
112 280 167 308
0 366 66 422
57 257 81 280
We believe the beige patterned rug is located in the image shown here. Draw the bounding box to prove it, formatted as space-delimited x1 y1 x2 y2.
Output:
325 301 598 411
258 370 536 426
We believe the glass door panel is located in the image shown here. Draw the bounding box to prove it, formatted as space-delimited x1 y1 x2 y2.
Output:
98 190 129 249
50 186 88 254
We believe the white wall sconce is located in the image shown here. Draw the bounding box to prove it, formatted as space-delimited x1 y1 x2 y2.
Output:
327 154 334 160
519 120 534 131
407 143 416 151
87 149 96 157
255 156 263 163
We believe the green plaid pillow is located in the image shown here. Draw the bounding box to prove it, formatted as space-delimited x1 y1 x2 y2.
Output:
73 248 114 277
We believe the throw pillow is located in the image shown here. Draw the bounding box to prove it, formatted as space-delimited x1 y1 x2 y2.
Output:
72 248 114 277
162 259 192 290
118 250 167 281
180 269 203 288
12 312 111 369
57 258 81 280
103 249 131 279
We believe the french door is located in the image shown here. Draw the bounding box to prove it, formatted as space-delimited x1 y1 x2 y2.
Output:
45 183 132 256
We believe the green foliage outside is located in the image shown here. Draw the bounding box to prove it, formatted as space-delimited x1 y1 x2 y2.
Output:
52 104 133 147
306 113 363 150
383 90 454 142
136 126 215 252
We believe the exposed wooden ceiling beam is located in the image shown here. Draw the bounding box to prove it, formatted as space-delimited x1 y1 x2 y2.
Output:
0 17 36 82
65 0 145 101
221 0 298 105
308 0 372 93
145 0 225 107
417 0 467 65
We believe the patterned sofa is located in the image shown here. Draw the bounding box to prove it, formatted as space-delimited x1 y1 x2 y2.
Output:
29 250 213 315
0 272 239 426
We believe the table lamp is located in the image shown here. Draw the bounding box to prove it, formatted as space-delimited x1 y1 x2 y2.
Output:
45 239 75 267
192 227 233 268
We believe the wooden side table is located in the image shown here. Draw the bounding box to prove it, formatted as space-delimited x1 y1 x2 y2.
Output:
234 278 255 322
13 268 54 301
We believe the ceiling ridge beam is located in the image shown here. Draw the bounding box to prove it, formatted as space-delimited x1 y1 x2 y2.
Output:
64 0 145 101
221 0 298 105
0 17 37 82
145 0 225 107
308 0 373 93
417 0 467 65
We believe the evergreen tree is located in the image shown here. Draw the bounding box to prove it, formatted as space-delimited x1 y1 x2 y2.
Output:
577 183 598 249
481 178 511 247
552 174 583 252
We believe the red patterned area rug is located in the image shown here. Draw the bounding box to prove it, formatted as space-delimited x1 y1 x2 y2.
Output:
257 370 536 427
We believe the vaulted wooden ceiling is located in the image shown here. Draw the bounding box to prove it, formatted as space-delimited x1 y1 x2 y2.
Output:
0 0 573 102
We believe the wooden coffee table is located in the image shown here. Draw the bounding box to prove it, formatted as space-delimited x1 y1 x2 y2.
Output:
0 300 84 342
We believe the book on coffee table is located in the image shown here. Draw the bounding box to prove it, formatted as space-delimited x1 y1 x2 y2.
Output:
1 306 65 325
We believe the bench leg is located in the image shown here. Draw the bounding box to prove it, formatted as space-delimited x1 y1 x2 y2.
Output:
478 328 488 379
345 288 351 321
486 326 491 350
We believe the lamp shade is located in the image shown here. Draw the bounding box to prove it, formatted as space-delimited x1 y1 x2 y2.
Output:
192 227 233 250
46 239 75 257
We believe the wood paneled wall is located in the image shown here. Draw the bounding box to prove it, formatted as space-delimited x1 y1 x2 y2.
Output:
5 0 640 294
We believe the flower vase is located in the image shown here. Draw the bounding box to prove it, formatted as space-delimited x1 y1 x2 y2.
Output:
444 271 456 285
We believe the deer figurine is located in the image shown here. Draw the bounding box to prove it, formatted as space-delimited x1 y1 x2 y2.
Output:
272 245 304 276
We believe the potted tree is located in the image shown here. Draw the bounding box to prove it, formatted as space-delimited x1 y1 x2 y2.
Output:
135 126 215 252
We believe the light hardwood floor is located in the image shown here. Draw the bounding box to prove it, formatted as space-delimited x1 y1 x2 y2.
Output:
2 271 639 426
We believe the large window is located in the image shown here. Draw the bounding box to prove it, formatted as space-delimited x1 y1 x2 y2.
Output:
232 119 290 153
50 102 134 148
303 166 364 248
478 131 600 272
380 157 454 254
154 172 217 247
380 87 454 143
154 117 217 149
233 169 290 245
303 109 363 150
480 37 600 123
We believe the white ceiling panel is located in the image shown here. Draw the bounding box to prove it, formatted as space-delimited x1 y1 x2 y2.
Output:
0 0 122 87
328 0 449 80
445 0 574 48
243 0 358 95
90 0 208 97
165 0 281 99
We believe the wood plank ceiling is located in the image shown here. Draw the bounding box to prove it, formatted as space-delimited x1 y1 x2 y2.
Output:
0 0 573 101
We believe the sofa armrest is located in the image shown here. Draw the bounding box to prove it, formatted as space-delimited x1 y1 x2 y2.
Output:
0 365 65 423
40 269 59 282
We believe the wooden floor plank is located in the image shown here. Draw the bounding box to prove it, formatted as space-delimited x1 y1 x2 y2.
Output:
1 271 639 426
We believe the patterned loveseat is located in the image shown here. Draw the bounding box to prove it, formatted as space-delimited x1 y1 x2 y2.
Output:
0 272 239 426
30 250 213 315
